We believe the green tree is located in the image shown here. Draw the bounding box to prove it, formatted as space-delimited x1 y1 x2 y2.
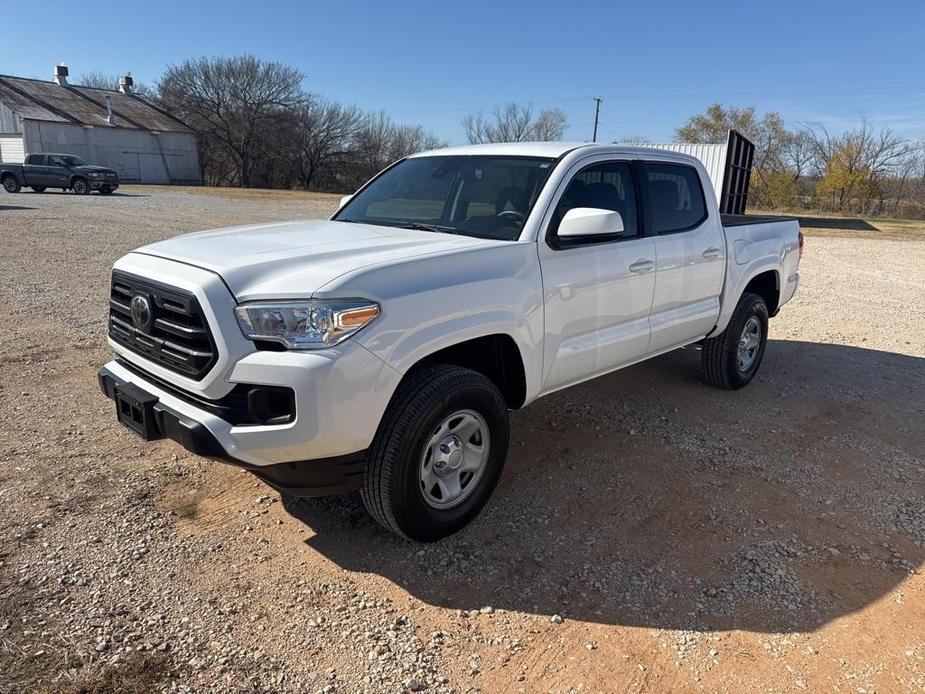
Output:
676 104 794 208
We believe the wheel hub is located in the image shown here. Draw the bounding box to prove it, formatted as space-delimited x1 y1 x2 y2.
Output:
434 436 464 474
736 316 761 372
419 410 490 510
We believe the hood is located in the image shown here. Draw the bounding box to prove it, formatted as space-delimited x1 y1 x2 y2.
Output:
75 165 117 175
134 219 501 300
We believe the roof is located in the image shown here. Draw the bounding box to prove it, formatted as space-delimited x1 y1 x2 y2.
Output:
409 141 694 160
0 75 193 133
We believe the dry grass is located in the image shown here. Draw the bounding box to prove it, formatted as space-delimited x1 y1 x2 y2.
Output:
751 209 925 241
47 652 172 694
121 184 344 203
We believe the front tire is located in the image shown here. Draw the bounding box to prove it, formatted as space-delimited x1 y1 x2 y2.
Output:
99 186 113 195
361 365 510 542
2 175 21 193
72 178 90 195
701 292 769 390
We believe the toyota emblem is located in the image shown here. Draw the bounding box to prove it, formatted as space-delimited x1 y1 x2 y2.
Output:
130 294 153 331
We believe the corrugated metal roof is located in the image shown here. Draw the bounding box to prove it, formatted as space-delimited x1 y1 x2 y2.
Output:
0 75 193 133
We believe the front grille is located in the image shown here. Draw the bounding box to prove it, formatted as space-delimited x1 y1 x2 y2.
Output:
108 270 217 380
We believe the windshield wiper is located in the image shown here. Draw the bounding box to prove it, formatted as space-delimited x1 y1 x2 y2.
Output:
399 222 460 235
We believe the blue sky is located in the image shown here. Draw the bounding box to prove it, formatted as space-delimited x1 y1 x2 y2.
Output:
4 0 925 144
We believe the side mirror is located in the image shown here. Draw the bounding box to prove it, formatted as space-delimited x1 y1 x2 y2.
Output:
558 207 624 238
338 194 352 210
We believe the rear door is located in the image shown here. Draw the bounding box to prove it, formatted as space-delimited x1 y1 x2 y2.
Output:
538 155 657 392
642 159 726 352
23 154 47 185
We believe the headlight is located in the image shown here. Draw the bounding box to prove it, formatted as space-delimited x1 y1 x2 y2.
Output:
234 300 380 349
88 172 103 178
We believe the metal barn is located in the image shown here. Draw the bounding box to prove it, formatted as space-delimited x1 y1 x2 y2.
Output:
0 66 199 184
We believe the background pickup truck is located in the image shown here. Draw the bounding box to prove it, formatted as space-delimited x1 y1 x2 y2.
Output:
98 142 802 541
1 152 119 195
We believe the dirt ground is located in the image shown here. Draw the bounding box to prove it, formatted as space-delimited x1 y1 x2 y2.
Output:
0 187 923 693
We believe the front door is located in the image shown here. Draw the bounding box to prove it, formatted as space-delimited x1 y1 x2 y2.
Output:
44 154 72 187
538 157 657 392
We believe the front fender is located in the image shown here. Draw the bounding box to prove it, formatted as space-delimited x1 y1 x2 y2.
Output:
326 243 545 402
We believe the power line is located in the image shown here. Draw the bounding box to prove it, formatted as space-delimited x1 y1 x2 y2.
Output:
390 85 925 117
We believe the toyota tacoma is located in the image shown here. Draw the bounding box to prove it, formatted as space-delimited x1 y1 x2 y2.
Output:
98 143 802 541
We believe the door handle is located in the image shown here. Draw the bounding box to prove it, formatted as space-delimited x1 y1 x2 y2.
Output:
702 247 722 259
629 259 655 274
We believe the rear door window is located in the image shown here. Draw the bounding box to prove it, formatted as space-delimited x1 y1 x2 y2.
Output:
643 163 707 233
25 154 45 165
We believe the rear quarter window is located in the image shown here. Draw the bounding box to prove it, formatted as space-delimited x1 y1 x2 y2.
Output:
643 162 707 233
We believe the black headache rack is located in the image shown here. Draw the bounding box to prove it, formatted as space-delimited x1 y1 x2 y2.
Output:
108 270 218 380
718 129 755 215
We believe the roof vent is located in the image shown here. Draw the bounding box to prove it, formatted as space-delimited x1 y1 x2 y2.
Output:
118 74 134 95
54 64 69 86
105 95 114 125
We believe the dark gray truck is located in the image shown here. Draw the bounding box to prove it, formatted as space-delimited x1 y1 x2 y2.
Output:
1 153 119 195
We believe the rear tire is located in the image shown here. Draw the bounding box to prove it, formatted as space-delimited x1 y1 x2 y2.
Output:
31 185 46 193
701 292 769 390
2 175 21 194
361 365 510 542
72 178 90 195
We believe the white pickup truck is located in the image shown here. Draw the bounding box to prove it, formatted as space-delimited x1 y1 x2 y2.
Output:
99 142 802 541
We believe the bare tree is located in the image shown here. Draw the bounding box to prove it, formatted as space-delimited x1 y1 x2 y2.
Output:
289 97 364 189
463 103 567 143
347 111 444 190
805 121 916 213
159 55 305 186
784 129 815 180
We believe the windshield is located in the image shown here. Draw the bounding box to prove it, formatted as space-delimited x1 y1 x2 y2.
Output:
56 155 90 167
335 155 557 240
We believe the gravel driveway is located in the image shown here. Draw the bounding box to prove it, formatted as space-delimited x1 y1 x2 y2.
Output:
1 188 923 693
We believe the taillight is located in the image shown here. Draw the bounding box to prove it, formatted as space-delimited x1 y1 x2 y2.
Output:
798 230 805 258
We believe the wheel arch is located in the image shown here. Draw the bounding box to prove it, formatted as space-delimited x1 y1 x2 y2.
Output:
743 269 781 316
394 333 528 410
709 264 782 338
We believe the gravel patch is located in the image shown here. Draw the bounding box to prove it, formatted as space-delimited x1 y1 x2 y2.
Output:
1 189 923 692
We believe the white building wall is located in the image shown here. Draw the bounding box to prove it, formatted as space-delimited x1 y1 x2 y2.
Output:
21 120 199 183
0 135 25 163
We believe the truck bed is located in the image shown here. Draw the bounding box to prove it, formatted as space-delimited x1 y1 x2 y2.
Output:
721 214 797 227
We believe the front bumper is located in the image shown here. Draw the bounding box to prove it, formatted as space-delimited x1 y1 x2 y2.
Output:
99 364 367 496
89 178 119 190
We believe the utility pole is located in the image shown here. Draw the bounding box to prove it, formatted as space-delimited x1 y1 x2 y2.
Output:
592 97 602 142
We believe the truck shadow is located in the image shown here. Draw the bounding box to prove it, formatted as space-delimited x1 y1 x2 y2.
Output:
794 216 878 231
281 340 924 633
